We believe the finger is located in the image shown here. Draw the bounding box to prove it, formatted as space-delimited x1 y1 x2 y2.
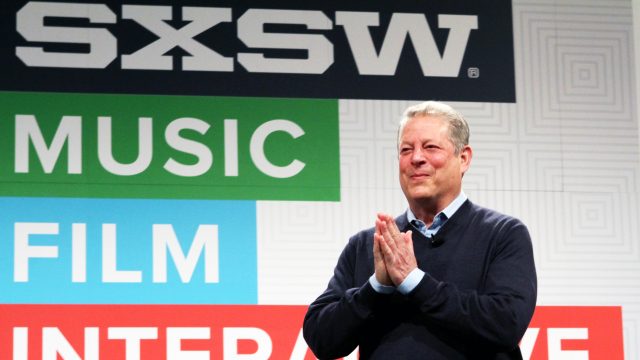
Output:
376 213 388 221
376 218 387 238
377 232 394 259
375 219 391 249
375 218 384 234
374 234 393 285
373 233 382 258
378 219 398 252
378 213 403 246
385 219 408 257
375 217 383 234
377 213 395 226
403 230 414 249
385 217 403 241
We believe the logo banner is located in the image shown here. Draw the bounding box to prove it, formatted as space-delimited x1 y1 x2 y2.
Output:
0 91 340 201
0 305 623 359
0 305 316 360
1 0 516 102
521 306 624 360
0 197 258 304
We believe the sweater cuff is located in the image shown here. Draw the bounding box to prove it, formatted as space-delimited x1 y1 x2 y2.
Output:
407 271 441 304
354 279 392 313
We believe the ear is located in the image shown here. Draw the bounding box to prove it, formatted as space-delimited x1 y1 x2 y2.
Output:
459 145 472 175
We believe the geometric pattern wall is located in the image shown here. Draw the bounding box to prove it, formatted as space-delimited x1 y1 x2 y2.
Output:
258 0 640 357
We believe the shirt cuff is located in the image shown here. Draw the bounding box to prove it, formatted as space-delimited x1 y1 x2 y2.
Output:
397 268 425 295
368 275 395 294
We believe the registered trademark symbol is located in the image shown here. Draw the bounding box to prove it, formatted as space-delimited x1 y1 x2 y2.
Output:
467 67 480 78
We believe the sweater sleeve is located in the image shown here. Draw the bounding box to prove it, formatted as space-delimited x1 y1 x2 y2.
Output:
408 219 537 350
303 235 383 359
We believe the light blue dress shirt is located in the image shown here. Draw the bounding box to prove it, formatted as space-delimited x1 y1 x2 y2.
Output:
370 191 468 294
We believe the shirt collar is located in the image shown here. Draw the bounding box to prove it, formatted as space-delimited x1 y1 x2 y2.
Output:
406 191 468 225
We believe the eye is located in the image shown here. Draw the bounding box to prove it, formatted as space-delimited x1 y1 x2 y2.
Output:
400 146 412 154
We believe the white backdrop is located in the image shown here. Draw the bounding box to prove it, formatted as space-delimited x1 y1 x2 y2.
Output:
259 0 640 358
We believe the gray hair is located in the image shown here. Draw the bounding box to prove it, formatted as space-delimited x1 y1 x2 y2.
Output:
397 101 470 154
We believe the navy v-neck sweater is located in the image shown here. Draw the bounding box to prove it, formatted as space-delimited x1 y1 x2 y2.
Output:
304 200 537 359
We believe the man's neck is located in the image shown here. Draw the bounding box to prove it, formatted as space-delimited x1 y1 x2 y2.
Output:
409 205 439 226
409 192 466 225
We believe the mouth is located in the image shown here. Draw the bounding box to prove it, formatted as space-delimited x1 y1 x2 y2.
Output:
409 173 430 180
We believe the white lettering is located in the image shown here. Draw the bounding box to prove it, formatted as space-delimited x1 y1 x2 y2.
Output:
15 4 480 77
336 12 477 76
121 5 233 71
164 118 213 177
102 224 142 283
152 224 219 283
14 326 359 359
13 222 223 284
520 328 539 360
42 327 99 360
108 327 158 360
98 116 152 176
237 9 333 74
14 222 59 282
72 223 86 283
289 329 309 360
15 115 82 174
13 327 28 360
250 119 305 178
224 119 239 177
167 327 210 360
548 328 589 360
223 327 272 360
16 2 116 68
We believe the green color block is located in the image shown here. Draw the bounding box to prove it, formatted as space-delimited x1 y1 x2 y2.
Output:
0 92 340 201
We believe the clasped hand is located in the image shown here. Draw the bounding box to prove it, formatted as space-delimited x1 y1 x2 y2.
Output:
373 213 418 286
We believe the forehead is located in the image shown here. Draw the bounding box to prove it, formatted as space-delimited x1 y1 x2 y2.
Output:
400 115 449 141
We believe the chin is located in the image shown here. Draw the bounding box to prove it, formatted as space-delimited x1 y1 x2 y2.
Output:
407 191 435 203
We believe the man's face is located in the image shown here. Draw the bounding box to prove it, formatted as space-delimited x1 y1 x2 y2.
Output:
398 115 470 209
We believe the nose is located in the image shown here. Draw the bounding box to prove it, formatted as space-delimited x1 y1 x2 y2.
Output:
411 148 427 165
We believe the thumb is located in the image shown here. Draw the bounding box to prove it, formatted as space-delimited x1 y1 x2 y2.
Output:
403 230 414 245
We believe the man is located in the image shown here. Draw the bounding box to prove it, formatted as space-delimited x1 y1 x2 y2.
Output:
303 101 537 359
